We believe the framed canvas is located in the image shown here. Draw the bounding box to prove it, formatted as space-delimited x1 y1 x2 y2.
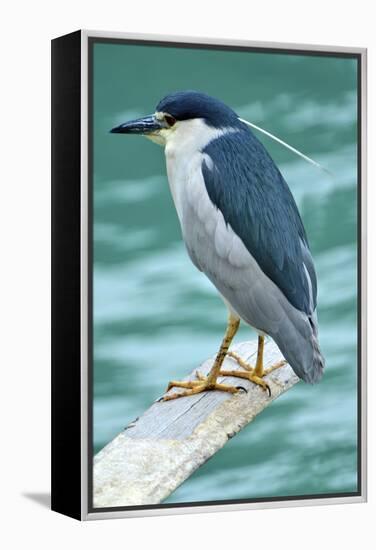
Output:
51 30 367 521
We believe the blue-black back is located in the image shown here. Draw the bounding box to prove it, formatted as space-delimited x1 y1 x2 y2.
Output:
202 126 317 315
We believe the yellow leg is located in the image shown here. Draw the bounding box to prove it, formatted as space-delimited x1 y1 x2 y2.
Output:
254 335 265 377
162 314 241 401
207 314 240 384
221 335 287 396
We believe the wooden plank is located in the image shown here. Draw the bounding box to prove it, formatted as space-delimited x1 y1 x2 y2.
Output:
93 339 299 507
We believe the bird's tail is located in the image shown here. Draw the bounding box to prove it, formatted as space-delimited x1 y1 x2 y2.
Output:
303 328 325 384
272 311 325 384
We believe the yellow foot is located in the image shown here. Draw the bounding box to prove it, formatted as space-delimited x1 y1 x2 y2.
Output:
222 351 288 397
263 360 287 376
160 373 246 402
226 350 253 371
226 350 287 376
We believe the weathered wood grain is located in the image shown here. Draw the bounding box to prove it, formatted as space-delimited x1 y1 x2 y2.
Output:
93 339 299 507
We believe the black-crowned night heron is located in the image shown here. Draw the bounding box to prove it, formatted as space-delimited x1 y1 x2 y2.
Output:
111 90 325 400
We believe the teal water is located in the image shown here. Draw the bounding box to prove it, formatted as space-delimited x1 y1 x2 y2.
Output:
92 42 358 503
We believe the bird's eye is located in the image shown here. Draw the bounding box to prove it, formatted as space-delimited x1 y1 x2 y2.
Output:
165 115 176 127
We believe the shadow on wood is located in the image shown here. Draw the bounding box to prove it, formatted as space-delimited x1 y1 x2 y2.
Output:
93 339 299 507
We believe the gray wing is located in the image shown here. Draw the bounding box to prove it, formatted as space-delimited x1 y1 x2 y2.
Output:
180 150 324 383
202 128 317 315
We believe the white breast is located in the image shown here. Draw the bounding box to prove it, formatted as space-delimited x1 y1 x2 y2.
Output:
164 119 228 223
163 119 250 271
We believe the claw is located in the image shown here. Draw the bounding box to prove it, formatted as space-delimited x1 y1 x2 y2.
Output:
235 385 248 393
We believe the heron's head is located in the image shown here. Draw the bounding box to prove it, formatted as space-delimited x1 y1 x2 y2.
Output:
110 90 241 146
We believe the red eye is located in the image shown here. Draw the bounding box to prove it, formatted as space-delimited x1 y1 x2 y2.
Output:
165 115 176 127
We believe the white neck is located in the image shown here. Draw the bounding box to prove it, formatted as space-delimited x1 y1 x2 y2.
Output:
162 119 232 222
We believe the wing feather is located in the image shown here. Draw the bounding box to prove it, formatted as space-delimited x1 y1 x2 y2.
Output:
202 127 317 315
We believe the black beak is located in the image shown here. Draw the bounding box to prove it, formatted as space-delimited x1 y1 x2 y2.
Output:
110 114 166 135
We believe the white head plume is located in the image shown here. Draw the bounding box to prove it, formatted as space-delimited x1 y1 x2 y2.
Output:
238 117 332 177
